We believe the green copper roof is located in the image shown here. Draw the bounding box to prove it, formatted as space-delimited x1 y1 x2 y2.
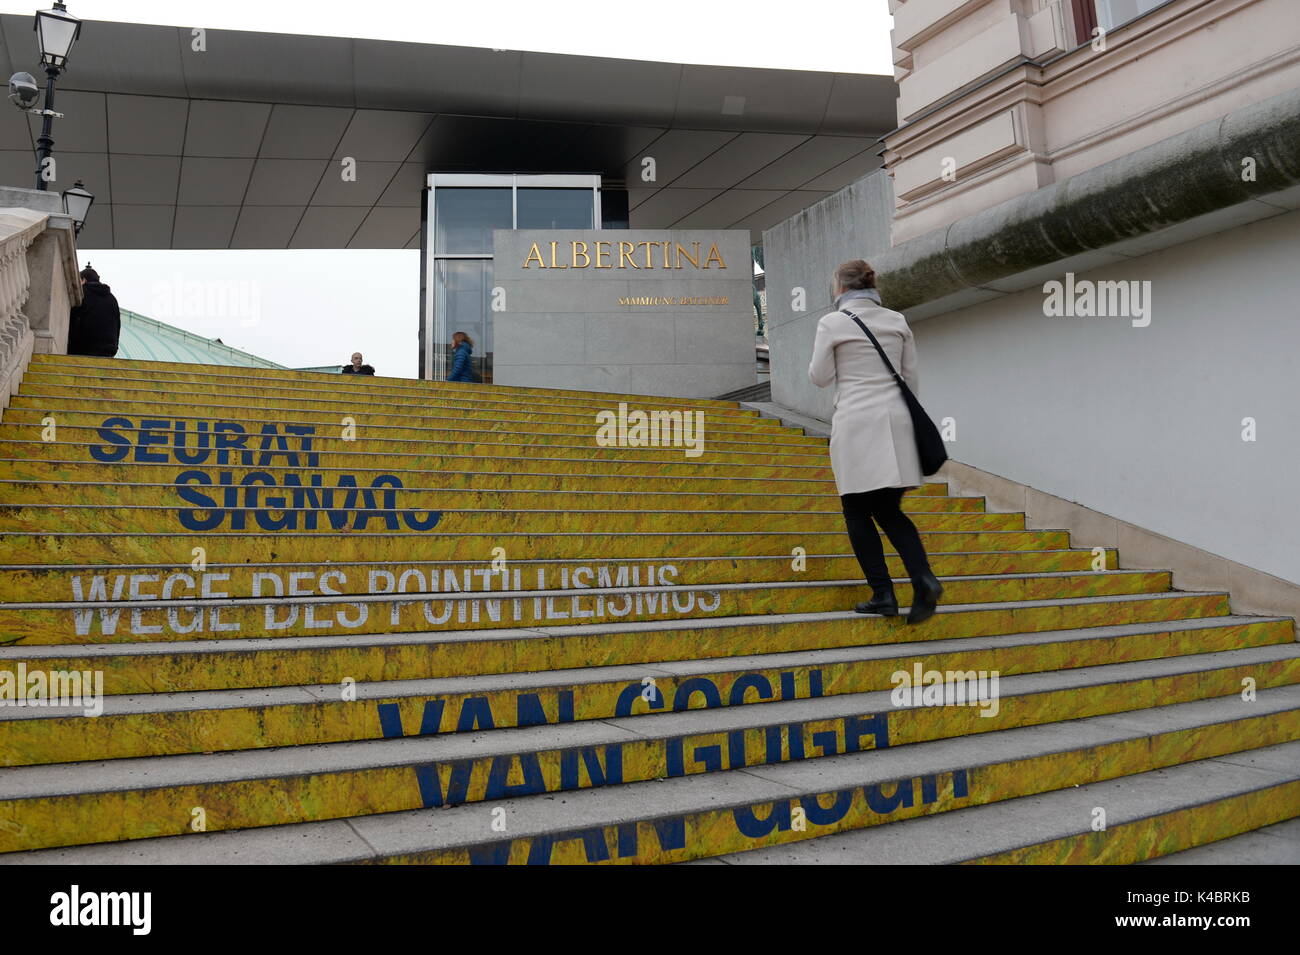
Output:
115 309 287 368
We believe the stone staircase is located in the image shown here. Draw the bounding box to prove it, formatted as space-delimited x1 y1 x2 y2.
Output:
0 354 1297 864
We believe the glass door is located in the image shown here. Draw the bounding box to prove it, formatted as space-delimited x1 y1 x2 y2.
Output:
424 174 601 381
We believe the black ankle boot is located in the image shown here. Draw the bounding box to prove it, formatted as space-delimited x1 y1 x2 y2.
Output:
855 587 898 616
907 573 944 624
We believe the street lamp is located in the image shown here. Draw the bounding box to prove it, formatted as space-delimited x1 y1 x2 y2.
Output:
35 2 81 68
61 179 93 233
26 2 82 190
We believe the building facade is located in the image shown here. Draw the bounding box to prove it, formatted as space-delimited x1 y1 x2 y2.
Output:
0 14 898 395
766 0 1300 585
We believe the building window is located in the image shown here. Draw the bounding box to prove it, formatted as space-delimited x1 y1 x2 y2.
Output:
434 188 512 254
422 174 602 381
1093 0 1167 31
516 188 596 231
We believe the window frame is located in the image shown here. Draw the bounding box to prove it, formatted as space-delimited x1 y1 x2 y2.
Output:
423 173 603 380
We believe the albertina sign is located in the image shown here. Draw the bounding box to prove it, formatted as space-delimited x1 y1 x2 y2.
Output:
494 229 757 398
521 239 728 270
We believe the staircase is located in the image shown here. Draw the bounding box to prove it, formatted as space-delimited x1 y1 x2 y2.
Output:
1 354 1297 865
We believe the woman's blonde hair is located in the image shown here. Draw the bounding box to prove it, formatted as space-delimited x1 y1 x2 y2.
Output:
452 331 474 348
834 259 877 292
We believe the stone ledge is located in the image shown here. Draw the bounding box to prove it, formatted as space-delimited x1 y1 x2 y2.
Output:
875 85 1300 315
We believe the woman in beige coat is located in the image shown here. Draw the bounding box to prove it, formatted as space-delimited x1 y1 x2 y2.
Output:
808 259 944 624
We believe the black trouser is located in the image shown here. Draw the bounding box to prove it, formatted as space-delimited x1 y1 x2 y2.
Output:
840 487 933 592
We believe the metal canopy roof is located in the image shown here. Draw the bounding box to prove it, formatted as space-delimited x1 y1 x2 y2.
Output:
115 308 285 367
0 16 896 249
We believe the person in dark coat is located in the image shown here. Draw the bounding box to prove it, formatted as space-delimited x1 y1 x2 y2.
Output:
341 352 375 375
447 331 481 383
67 265 121 357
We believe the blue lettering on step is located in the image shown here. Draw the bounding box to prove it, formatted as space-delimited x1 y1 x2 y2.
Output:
559 744 624 790
92 413 441 532
801 789 854 826
673 677 722 711
615 681 665 716
733 800 793 837
485 752 547 800
90 416 132 462
377 699 446 738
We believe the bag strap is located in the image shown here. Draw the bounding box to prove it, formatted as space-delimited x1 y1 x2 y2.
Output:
841 308 903 382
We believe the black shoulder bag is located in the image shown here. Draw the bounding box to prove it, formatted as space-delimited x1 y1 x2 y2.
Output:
840 308 948 476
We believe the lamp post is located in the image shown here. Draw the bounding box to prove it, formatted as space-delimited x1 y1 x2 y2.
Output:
61 179 92 233
31 2 82 191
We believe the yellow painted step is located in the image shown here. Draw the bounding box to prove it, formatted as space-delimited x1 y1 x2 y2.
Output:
412 710 1298 865
0 570 1169 645
0 505 1022 536
0 439 830 473
2 405 824 446
0 592 1232 680
0 458 860 495
963 781 1300 864
0 529 1073 566
15 380 775 428
0 549 1118 603
26 354 768 412
0 480 974 514
3 663 1295 853
0 616 1281 765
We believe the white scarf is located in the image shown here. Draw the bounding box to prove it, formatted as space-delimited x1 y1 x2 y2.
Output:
834 287 882 310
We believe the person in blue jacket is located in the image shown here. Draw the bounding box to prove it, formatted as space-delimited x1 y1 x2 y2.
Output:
447 331 481 382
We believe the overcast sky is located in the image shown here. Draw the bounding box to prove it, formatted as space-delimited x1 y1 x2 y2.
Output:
3 0 897 378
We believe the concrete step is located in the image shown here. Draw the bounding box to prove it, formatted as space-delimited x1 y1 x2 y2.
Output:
0 528 1076 566
13 379 776 428
0 592 1243 690
0 421 830 466
0 549 1124 602
5 688 1296 863
0 438 831 473
0 587 1227 648
5 644 1297 852
0 456 863 494
8 356 1293 863
0 570 1173 644
0 501 1013 537
1141 817 1300 864
0 504 1022 535
26 354 769 414
0 478 981 511
694 739 1300 864
3 405 818 446
7 613 1283 763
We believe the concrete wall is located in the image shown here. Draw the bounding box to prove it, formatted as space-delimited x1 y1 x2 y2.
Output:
492 229 755 398
912 207 1300 584
762 171 893 421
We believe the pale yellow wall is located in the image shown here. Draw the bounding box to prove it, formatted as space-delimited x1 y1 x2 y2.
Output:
884 0 1300 242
